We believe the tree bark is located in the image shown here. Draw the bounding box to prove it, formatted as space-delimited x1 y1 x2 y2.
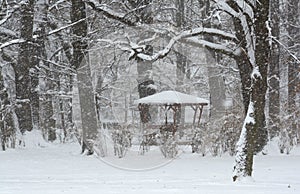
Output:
14 0 35 133
268 0 280 139
287 0 300 141
71 0 105 155
233 0 270 181
175 0 187 124
201 0 226 128
135 0 156 124
232 16 252 115
252 1 269 153
77 57 100 155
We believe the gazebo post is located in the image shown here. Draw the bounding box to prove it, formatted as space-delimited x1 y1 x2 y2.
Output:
197 105 203 127
191 105 197 128
164 105 168 125
172 105 176 136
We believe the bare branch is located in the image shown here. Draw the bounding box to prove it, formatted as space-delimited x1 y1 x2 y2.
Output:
0 3 21 26
84 0 136 26
183 37 241 57
0 27 18 38
0 39 25 50
47 18 88 36
272 37 300 63
1 18 89 50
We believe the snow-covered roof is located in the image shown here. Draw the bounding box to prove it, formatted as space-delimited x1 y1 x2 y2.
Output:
134 91 209 106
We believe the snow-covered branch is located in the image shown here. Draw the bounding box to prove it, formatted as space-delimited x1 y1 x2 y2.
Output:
0 27 18 38
49 0 68 11
84 0 136 26
234 0 254 18
97 25 238 62
46 18 88 36
96 38 133 54
215 0 256 67
239 12 256 67
271 37 300 63
183 37 241 57
1 17 89 50
215 0 239 17
135 27 237 61
243 0 256 8
0 3 21 26
0 39 25 50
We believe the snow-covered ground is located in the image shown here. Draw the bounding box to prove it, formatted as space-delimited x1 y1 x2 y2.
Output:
1 142 299 194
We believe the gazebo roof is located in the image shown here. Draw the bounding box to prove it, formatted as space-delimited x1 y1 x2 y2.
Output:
134 90 209 106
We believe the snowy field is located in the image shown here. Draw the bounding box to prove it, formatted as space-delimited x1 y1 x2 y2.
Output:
1 142 300 194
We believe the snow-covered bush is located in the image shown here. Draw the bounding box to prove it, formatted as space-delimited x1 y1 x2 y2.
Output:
191 127 208 156
112 129 132 158
159 125 178 158
160 137 178 158
139 131 158 155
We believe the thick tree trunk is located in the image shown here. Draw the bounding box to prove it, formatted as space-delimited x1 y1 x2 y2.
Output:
233 0 270 181
287 0 300 142
175 50 187 124
233 101 255 180
137 50 156 123
206 50 226 124
236 55 252 115
253 1 270 153
71 0 105 155
0 71 8 150
175 0 187 124
15 0 35 133
77 57 100 155
232 18 252 115
268 0 280 139
135 0 156 124
71 0 88 70
201 0 226 129
34 0 57 141
40 93 56 141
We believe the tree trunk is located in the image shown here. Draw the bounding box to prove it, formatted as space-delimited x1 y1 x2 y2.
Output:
137 51 156 123
71 0 105 155
201 0 226 128
0 56 21 148
135 0 156 124
287 0 300 142
14 0 35 133
232 17 252 115
206 50 226 124
232 101 255 180
76 57 100 155
175 0 187 124
233 0 270 181
253 1 269 153
35 0 57 141
268 0 280 139
175 50 187 124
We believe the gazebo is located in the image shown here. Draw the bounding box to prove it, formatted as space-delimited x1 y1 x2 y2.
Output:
134 91 209 157
135 90 209 131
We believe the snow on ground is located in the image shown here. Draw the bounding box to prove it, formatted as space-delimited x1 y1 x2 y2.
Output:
1 142 300 194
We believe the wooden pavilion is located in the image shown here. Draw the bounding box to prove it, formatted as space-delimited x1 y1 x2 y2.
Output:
135 90 209 135
134 90 209 157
